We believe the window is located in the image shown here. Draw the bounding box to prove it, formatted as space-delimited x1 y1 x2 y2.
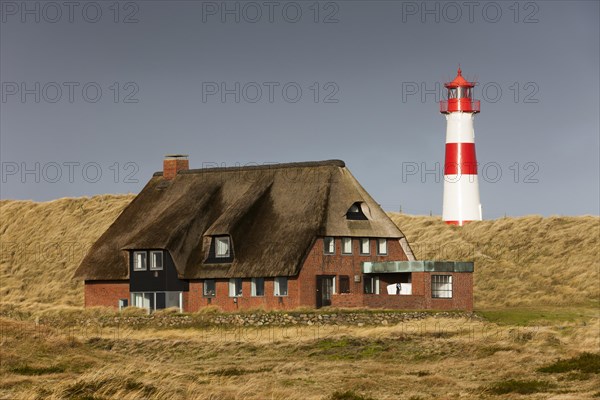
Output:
229 278 243 297
339 275 350 294
274 277 288 296
432 275 453 298
364 275 380 294
342 237 352 254
346 202 368 220
324 237 335 255
215 237 231 258
377 239 388 255
132 292 152 309
251 278 265 297
360 238 370 255
131 292 182 312
133 251 147 271
150 251 163 270
203 279 216 297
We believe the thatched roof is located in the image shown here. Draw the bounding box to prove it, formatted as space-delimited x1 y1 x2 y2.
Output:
74 160 412 280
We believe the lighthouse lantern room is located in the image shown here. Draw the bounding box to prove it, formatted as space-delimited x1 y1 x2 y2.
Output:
440 68 482 226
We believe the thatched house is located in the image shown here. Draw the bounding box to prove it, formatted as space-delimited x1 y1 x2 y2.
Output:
75 156 473 311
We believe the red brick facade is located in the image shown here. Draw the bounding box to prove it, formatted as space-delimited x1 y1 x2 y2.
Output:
84 280 129 308
84 237 473 311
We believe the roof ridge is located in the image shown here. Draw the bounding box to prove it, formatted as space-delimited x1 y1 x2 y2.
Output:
153 159 345 176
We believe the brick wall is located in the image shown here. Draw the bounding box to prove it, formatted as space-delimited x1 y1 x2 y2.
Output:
185 278 300 312
83 237 473 312
362 272 473 311
297 237 409 308
84 280 129 308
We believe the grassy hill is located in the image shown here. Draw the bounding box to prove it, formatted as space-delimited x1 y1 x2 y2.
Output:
1 195 598 310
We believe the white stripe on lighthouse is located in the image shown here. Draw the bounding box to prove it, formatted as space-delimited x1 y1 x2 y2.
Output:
445 112 475 143
443 174 482 222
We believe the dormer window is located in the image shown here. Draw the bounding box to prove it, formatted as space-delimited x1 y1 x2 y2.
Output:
133 251 147 271
346 202 368 220
206 236 234 264
150 251 163 270
215 236 231 258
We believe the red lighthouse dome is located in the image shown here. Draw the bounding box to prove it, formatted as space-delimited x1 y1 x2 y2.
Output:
440 68 480 114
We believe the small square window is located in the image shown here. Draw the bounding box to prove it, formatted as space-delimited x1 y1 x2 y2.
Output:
229 278 242 297
203 280 216 297
215 237 230 258
360 238 370 255
150 251 163 270
323 237 335 255
342 238 352 254
251 278 265 297
133 251 147 271
377 239 388 255
274 277 288 297
432 275 453 298
339 275 350 294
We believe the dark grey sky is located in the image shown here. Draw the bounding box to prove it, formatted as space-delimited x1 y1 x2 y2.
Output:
1 0 598 217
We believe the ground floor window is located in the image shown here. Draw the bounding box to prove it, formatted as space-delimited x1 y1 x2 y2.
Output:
364 275 380 294
203 279 216 297
131 292 182 312
229 278 243 297
339 275 350 294
251 278 265 296
274 277 288 296
431 275 453 298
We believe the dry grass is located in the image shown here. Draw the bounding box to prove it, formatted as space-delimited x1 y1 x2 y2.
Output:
1 195 599 398
0 195 134 309
1 195 598 310
0 314 598 399
389 213 600 308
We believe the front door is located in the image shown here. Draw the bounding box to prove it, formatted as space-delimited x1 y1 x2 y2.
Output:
316 276 334 308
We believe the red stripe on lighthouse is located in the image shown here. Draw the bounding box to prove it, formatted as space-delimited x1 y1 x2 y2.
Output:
445 143 478 175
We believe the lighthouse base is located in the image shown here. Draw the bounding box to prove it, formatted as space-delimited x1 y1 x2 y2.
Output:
444 220 475 226
442 174 482 224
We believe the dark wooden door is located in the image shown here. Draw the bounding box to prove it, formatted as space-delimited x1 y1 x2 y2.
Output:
316 276 334 308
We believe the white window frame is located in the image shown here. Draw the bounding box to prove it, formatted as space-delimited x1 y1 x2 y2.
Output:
215 236 231 258
360 238 370 255
133 251 147 271
131 292 183 313
149 250 163 270
274 277 288 297
251 278 265 297
432 275 453 299
342 237 352 255
377 239 388 255
229 278 243 297
203 279 216 297
323 237 335 255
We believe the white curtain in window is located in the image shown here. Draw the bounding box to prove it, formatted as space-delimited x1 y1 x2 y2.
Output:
361 239 370 254
216 237 230 257
274 277 288 296
134 252 146 270
342 238 352 253
378 239 387 254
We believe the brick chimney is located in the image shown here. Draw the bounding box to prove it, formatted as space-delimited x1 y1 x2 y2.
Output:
163 154 189 180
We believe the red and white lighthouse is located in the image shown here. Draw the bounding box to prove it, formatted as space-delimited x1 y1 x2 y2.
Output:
440 68 482 225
